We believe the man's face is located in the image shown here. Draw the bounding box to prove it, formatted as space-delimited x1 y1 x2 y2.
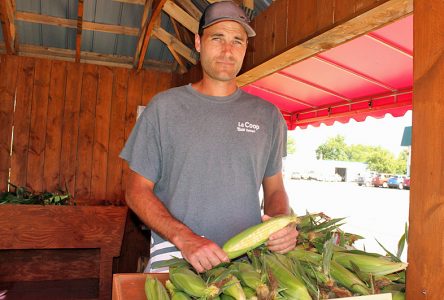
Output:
195 21 248 82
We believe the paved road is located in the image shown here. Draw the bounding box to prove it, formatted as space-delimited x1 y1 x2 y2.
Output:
284 179 410 261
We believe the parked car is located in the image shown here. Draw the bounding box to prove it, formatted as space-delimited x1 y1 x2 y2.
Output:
403 177 411 190
290 171 302 180
387 175 405 189
372 174 390 188
357 173 374 187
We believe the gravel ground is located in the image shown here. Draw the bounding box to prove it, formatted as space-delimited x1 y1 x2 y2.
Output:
284 179 410 261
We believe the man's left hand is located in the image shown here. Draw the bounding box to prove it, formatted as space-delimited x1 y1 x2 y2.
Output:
262 215 298 254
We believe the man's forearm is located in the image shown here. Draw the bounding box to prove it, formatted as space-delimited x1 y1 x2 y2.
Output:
125 180 196 250
263 190 290 216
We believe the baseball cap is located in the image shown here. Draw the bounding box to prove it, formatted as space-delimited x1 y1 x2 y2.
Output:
199 1 256 37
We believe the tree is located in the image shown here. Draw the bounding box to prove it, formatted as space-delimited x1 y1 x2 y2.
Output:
287 135 296 154
315 135 409 174
315 135 349 160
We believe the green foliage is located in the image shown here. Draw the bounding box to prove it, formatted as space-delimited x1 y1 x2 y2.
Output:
315 135 409 174
287 135 296 154
315 135 349 161
0 183 73 205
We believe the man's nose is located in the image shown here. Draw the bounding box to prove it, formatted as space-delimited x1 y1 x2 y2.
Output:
221 42 233 54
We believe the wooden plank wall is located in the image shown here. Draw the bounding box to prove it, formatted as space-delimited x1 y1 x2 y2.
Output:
0 54 173 205
244 0 388 70
407 0 444 298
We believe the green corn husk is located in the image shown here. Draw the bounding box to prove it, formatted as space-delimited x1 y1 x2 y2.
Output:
333 251 408 276
264 253 311 300
286 248 370 295
165 280 191 300
223 215 299 259
220 294 235 300
230 262 269 300
391 291 406 300
242 287 257 300
205 267 246 300
145 276 170 300
330 261 370 295
169 267 220 298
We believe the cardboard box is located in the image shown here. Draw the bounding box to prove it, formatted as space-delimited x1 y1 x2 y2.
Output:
112 273 392 300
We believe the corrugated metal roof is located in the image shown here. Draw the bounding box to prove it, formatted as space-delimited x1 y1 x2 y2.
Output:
1 0 272 69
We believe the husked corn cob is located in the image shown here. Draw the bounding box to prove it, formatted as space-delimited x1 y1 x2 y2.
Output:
169 267 220 298
333 252 408 276
223 215 299 259
264 253 311 300
145 276 170 300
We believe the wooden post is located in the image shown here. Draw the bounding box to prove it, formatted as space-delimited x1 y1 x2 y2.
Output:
407 0 444 298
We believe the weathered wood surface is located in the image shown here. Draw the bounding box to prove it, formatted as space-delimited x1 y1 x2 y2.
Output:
0 54 173 204
0 204 128 300
407 0 444 298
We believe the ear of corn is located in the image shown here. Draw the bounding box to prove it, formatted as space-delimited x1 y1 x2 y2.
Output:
145 276 170 300
221 275 246 300
333 251 408 276
330 261 370 295
242 286 257 300
165 280 191 300
223 215 299 259
264 253 312 300
169 267 220 298
230 261 269 299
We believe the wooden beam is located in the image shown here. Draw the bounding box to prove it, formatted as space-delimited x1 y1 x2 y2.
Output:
175 0 201 20
166 44 187 74
134 0 168 70
236 0 413 87
131 0 153 69
408 0 444 298
75 0 84 63
162 0 198 34
243 0 254 10
113 0 145 4
15 11 140 36
169 18 188 73
152 26 197 64
11 43 175 72
0 0 15 54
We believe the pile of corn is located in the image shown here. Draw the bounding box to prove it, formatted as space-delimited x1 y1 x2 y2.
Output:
145 213 407 300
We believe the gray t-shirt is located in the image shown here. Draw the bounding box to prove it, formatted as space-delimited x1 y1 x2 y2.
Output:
120 84 287 271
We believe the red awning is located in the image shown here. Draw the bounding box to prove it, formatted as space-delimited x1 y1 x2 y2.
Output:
242 15 413 130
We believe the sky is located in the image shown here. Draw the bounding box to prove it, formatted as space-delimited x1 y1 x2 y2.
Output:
288 111 412 160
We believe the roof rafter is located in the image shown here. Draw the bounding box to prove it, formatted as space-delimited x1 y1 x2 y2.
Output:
152 26 197 65
0 0 16 54
162 0 198 34
0 42 176 72
15 12 140 36
75 0 84 62
134 0 168 70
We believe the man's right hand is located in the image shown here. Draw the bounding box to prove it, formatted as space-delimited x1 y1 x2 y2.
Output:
177 234 230 273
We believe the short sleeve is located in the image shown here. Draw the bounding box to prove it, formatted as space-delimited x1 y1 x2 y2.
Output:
264 109 288 178
119 105 162 183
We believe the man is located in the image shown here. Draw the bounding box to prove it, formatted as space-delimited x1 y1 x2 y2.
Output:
120 1 297 273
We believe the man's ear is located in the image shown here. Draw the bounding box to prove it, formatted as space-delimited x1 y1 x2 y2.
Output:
195 34 201 53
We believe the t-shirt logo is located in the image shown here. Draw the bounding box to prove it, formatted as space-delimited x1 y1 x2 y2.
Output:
237 121 260 133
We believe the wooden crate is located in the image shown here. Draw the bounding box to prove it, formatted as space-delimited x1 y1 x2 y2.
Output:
112 273 392 300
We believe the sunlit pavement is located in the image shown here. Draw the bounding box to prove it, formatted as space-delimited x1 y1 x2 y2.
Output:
284 179 410 261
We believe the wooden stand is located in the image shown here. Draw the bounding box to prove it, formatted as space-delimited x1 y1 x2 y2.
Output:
0 204 128 300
